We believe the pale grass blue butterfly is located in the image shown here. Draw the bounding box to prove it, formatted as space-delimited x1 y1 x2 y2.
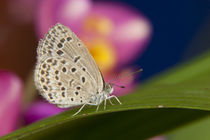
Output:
34 23 121 116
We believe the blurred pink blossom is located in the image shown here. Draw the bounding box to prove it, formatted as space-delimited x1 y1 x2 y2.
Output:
36 0 152 71
83 2 152 68
0 71 23 136
35 0 151 93
24 101 65 124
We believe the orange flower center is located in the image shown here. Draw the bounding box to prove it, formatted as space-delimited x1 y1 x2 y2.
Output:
83 16 113 36
86 39 116 74
81 15 116 74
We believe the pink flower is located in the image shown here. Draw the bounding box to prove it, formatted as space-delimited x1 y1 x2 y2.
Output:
36 0 152 73
0 71 23 136
24 101 65 124
81 2 152 68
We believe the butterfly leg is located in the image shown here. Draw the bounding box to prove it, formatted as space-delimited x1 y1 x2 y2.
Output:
108 95 122 105
104 98 107 110
72 104 86 116
108 99 114 105
96 96 104 111
96 104 100 112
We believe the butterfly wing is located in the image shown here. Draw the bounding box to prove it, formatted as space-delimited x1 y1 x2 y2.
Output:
34 56 98 107
35 23 105 107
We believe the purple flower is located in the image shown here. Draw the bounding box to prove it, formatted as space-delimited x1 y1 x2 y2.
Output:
35 0 152 73
84 2 152 68
24 101 65 124
0 71 23 136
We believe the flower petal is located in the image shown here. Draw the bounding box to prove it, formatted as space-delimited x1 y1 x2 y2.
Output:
24 101 65 124
36 0 92 37
88 2 152 67
0 71 23 136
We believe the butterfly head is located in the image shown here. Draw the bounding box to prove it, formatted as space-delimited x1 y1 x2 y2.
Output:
105 83 114 95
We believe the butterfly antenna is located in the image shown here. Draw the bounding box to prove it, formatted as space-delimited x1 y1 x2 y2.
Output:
111 83 125 88
110 68 143 83
109 68 143 89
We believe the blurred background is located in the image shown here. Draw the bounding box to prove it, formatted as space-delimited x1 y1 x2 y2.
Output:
0 0 209 138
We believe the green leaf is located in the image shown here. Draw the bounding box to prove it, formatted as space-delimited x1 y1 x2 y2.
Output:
2 51 210 140
167 115 210 140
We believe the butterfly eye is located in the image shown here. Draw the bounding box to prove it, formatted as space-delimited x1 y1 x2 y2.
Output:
105 84 111 89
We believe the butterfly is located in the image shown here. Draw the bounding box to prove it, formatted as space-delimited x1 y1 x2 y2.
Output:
34 23 121 116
